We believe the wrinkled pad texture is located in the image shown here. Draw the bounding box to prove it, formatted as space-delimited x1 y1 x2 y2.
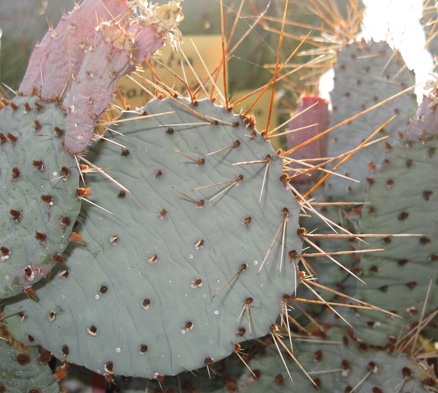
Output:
5 98 302 378
0 96 80 298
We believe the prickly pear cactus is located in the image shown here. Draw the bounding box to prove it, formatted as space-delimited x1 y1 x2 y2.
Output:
235 328 435 392
0 0 183 299
0 323 61 393
406 95 438 141
292 202 361 308
19 0 183 153
4 97 302 379
114 370 225 393
0 0 73 88
0 96 80 299
112 346 250 392
325 41 417 201
292 41 419 311
324 135 438 347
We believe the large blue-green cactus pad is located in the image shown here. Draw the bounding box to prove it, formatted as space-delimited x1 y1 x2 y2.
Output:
0 324 61 393
0 96 80 298
5 97 302 378
326 41 417 201
326 137 438 346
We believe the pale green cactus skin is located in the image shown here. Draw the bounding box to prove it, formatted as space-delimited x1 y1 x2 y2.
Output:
325 41 417 201
293 41 419 311
4 97 302 379
0 324 61 393
234 328 433 393
324 136 438 346
0 96 81 299
2 1 438 390
114 327 436 392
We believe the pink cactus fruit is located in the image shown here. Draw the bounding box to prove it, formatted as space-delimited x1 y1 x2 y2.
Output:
19 0 183 154
286 95 329 183
406 79 438 141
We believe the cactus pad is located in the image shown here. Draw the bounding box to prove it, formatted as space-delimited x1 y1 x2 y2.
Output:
326 41 417 201
0 96 80 299
5 97 302 378
328 137 438 346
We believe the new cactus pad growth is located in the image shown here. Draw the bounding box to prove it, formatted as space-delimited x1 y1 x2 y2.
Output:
406 78 438 141
19 0 183 153
0 0 183 298
325 41 417 201
5 97 303 378
0 0 186 386
0 0 72 88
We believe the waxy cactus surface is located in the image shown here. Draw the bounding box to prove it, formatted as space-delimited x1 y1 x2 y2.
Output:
5 97 302 378
0 96 80 299
0 323 60 393
235 328 434 393
0 0 183 298
327 136 438 347
2 1 438 391
325 41 417 201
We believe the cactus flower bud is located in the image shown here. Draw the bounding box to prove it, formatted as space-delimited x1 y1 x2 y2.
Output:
287 96 329 183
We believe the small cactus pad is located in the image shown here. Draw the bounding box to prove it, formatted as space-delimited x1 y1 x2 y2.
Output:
235 328 435 392
329 137 438 346
5 97 302 378
0 96 80 298
0 323 61 393
326 41 417 201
